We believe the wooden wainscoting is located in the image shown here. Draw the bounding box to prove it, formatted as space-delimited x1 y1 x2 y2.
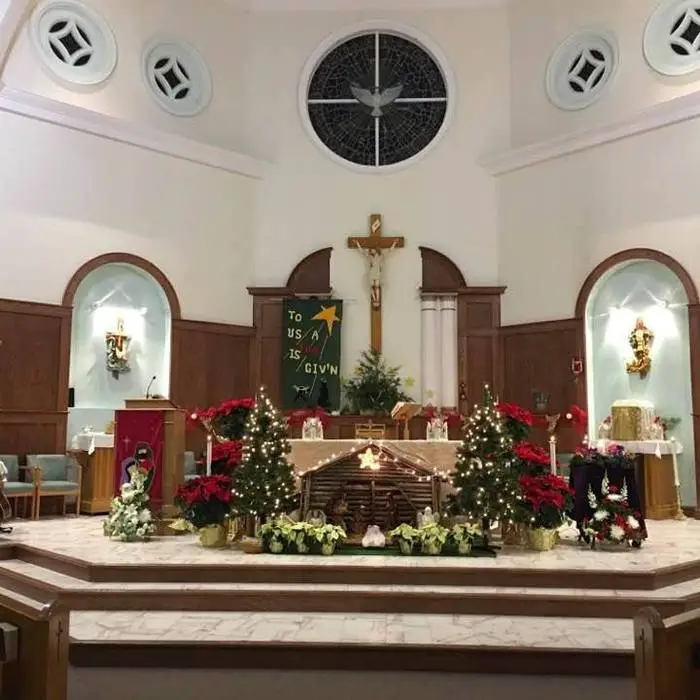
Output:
0 298 70 457
170 318 254 412
500 318 583 453
457 289 505 412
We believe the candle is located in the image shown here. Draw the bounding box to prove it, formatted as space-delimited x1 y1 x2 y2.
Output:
206 434 213 476
549 435 557 475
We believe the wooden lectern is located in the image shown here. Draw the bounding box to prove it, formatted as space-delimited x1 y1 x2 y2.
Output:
114 398 185 519
391 402 423 440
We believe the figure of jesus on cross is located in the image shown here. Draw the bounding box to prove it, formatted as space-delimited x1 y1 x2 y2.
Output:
347 214 404 353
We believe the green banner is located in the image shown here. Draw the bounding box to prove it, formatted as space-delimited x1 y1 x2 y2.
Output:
281 299 343 411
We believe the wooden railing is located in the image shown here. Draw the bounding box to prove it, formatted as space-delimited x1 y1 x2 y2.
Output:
0 588 67 700
635 606 700 700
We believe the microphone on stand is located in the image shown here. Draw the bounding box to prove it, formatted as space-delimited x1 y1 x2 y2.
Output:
145 376 157 399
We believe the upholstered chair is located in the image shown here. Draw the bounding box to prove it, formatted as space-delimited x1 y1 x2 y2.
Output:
0 454 35 518
26 454 82 519
183 451 199 482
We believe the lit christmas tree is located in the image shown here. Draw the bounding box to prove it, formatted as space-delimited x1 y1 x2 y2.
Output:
232 387 296 520
449 386 521 536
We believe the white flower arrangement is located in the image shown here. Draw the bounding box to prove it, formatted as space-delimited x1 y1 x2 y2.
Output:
103 467 154 542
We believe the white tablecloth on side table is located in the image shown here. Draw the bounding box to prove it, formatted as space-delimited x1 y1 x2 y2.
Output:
71 432 115 455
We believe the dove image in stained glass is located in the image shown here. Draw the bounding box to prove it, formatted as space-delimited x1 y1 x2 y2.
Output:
350 83 404 117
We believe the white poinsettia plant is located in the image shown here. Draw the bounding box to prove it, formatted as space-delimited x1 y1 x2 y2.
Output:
583 473 644 547
103 467 154 542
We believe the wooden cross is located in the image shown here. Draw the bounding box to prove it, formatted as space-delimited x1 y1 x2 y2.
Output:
347 214 405 353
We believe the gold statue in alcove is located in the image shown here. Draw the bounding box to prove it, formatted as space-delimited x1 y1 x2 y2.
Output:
626 318 653 379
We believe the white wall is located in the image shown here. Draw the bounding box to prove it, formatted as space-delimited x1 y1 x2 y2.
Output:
241 8 509 384
507 0 700 148
585 260 695 504
0 0 256 325
0 109 256 324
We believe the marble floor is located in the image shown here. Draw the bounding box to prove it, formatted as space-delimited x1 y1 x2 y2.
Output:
69 610 635 650
6 515 700 572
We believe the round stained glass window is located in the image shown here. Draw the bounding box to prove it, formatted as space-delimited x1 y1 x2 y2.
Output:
303 29 450 169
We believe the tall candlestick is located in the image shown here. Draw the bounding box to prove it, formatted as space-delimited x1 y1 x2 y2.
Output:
206 434 213 476
549 435 557 475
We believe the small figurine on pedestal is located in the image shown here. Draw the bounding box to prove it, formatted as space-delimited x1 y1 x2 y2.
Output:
426 413 449 441
417 506 437 528
362 524 386 548
302 417 324 440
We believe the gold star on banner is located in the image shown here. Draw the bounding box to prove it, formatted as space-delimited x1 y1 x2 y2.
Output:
311 305 341 335
359 448 380 470
404 376 415 387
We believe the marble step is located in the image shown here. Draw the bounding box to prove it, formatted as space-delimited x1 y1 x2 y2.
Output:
67 610 637 676
2 559 699 618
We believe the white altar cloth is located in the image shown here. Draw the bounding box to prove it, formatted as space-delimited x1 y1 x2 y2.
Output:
71 432 115 455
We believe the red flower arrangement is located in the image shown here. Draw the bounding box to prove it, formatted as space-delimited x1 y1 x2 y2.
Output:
518 473 574 529
191 398 254 440
565 404 588 438
583 476 644 548
497 402 534 443
211 440 243 467
285 407 331 429
513 441 552 475
175 474 233 529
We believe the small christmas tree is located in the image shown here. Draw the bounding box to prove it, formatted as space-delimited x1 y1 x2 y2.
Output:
342 347 412 414
450 386 521 535
232 387 296 519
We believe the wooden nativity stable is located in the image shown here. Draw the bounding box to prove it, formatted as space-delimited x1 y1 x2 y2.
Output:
300 441 442 535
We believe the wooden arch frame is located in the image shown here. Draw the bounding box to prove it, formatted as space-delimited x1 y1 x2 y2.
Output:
419 246 467 293
575 248 700 514
285 247 332 295
575 248 699 317
62 252 182 318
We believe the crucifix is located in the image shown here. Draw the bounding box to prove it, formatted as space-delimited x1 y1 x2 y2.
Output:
347 214 404 353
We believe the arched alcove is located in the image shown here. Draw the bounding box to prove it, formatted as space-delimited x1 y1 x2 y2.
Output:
579 250 697 506
419 246 467 293
63 255 177 443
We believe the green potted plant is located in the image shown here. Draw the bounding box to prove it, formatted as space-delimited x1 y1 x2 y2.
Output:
312 523 347 555
417 522 449 555
389 523 418 555
259 519 293 553
449 523 480 555
289 521 315 553
342 348 412 415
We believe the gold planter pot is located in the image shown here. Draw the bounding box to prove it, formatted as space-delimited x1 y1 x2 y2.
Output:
198 523 229 548
527 527 558 552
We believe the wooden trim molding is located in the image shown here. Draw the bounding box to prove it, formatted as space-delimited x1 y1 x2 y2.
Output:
575 248 700 318
574 249 700 509
171 318 254 337
62 252 182 319
0 83 268 178
286 248 333 295
480 87 700 175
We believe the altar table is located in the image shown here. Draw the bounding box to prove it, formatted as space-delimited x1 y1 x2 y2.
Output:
289 440 459 477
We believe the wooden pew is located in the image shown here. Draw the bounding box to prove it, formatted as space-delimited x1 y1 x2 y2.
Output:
635 606 700 700
0 588 68 700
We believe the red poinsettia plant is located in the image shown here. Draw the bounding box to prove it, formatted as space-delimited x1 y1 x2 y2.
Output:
190 398 254 440
565 404 588 439
285 407 331 429
497 402 534 443
518 473 574 529
513 440 552 476
175 474 233 529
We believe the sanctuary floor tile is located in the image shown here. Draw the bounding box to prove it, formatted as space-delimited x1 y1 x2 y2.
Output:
6 516 700 572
